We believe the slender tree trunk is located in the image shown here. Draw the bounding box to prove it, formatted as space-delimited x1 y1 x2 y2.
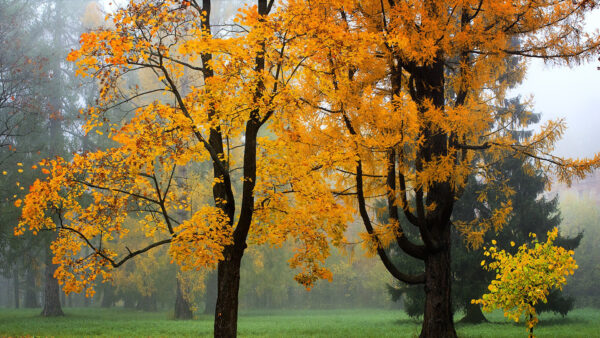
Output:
24 266 39 308
214 248 243 338
204 270 218 315
174 277 194 319
41 252 64 316
421 229 456 338
101 285 115 308
13 268 20 309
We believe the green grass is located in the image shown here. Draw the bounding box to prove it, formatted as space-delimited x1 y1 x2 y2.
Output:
0 307 599 337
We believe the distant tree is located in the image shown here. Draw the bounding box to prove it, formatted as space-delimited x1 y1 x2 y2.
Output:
559 191 600 308
0 0 96 315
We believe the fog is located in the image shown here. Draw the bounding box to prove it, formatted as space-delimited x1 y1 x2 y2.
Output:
0 0 599 328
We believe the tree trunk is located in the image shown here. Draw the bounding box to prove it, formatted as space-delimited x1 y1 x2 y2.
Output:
174 277 194 319
421 234 456 338
124 294 135 309
459 302 488 324
101 285 115 308
60 287 66 308
24 266 39 308
204 270 218 315
13 269 20 309
41 253 64 316
213 248 243 338
137 294 157 311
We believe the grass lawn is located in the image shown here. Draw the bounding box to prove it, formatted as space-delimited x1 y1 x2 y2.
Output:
0 307 598 337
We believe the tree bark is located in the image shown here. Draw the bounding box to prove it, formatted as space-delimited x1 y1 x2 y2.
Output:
174 277 194 319
213 248 243 338
204 270 218 315
420 232 456 338
41 252 64 316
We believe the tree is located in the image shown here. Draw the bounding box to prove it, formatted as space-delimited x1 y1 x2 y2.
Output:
17 1 347 336
474 228 578 338
1 0 95 315
273 1 600 337
391 104 582 323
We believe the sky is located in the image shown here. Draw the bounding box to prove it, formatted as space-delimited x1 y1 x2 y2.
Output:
516 54 600 159
515 9 600 161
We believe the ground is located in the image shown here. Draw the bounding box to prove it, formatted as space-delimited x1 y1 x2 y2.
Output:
0 307 598 337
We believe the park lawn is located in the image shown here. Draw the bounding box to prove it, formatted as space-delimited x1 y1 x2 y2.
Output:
0 307 598 337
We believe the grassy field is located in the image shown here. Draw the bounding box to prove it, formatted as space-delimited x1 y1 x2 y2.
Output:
0 307 598 337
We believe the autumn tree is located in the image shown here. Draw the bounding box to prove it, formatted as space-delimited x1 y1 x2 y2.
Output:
390 105 583 323
274 1 600 337
17 0 347 336
474 228 578 338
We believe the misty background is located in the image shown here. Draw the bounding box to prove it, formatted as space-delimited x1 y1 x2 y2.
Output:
0 0 598 319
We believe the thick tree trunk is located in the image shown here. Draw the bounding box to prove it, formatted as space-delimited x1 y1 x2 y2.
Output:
24 266 39 308
41 253 64 316
213 248 243 338
174 277 194 319
204 270 218 315
421 233 456 338
460 302 488 324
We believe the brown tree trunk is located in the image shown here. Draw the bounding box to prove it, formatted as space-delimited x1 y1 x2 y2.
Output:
421 228 456 338
41 253 64 316
213 248 243 338
174 277 194 319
